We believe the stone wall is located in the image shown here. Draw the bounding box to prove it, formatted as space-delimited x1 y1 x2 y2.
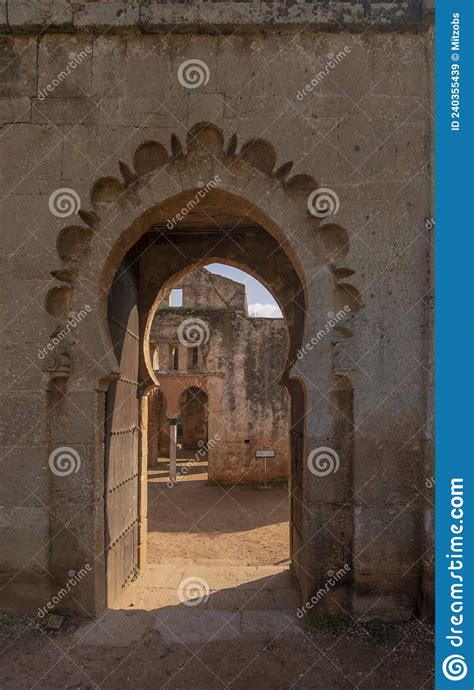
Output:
0 0 434 617
161 269 248 312
0 0 433 35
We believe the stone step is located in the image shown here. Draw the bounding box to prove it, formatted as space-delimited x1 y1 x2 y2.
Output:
116 585 299 611
154 609 303 644
113 563 300 612
131 563 296 590
75 608 303 647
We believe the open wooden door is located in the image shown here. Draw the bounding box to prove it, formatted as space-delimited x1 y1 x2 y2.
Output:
288 379 305 597
104 257 140 606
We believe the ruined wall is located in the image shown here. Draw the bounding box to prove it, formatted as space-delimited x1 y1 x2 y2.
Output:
150 269 290 482
161 269 248 312
0 0 433 617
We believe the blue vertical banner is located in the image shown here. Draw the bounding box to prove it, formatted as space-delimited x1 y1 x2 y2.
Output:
436 0 474 688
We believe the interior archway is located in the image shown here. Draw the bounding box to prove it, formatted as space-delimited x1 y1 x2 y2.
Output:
103 198 308 609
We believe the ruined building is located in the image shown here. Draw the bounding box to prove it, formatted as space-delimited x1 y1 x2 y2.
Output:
147 268 290 482
0 0 433 621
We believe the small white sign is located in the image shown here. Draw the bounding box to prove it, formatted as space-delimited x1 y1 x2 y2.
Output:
255 450 275 458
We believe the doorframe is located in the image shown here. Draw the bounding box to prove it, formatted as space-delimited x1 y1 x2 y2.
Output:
45 125 358 616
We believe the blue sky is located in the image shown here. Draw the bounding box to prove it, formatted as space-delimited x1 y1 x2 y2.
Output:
205 263 283 318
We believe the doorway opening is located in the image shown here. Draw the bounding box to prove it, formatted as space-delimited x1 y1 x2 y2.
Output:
140 262 295 611
179 386 208 450
104 192 308 618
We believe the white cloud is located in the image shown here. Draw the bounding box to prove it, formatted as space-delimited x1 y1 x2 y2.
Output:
248 303 283 318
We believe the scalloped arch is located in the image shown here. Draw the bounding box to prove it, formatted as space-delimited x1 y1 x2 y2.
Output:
56 225 92 261
49 123 361 385
187 122 224 155
238 138 277 175
45 285 72 318
90 177 124 208
133 141 169 176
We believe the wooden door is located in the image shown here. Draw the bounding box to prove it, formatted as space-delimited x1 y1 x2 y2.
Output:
104 257 140 606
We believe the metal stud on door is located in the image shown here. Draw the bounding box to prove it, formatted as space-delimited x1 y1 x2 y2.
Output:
104 258 140 606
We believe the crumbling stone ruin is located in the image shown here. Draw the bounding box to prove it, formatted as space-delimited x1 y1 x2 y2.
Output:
148 267 290 482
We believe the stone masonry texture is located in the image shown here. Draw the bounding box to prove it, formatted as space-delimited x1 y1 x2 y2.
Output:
0 0 434 620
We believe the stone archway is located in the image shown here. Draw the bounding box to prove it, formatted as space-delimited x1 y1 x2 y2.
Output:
145 259 294 486
45 123 361 615
178 387 208 451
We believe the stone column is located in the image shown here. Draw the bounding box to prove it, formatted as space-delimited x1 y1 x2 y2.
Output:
159 343 172 370
178 345 188 371
169 417 178 482
147 389 159 467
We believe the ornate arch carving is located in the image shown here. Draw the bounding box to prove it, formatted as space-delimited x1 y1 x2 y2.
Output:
45 122 362 389
42 122 365 614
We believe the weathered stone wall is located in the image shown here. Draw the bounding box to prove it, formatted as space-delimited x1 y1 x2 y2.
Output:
161 269 248 312
150 268 290 481
0 0 434 34
0 0 433 618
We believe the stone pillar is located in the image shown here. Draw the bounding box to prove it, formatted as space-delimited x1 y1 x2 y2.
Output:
147 389 159 467
159 343 172 370
178 345 188 371
169 417 178 482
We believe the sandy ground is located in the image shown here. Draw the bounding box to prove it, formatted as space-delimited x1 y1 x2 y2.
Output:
146 454 290 567
0 455 434 689
0 612 435 689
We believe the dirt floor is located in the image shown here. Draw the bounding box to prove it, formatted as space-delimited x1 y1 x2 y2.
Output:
146 454 291 567
0 455 434 689
0 611 435 689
